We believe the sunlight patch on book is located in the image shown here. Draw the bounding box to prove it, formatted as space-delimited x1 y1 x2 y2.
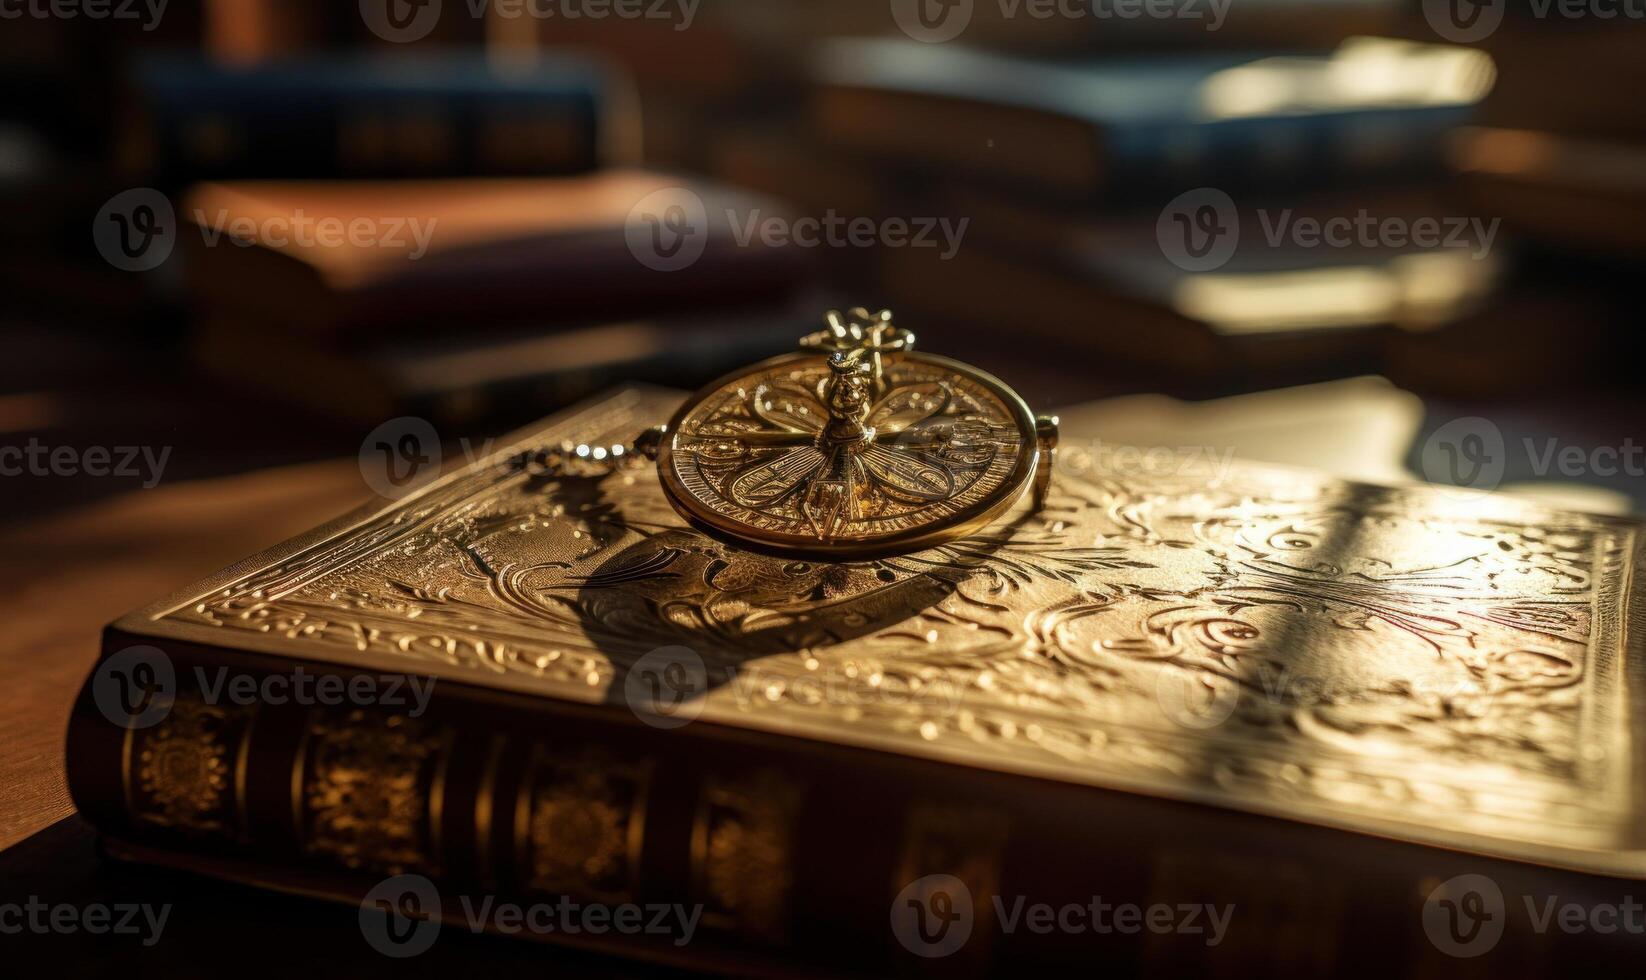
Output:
1199 37 1496 120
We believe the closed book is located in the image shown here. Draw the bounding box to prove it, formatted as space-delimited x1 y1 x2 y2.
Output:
65 386 1646 974
722 0 1404 58
812 36 1494 201
1450 125 1646 261
178 171 814 340
1475 24 1646 141
190 298 833 427
126 52 634 185
885 185 1505 385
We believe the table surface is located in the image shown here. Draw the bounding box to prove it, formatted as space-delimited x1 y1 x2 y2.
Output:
0 458 372 851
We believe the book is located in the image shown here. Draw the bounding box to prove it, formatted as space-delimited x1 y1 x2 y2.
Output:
811 35 1494 201
515 10 753 94
125 51 634 185
65 386 1646 973
722 0 1406 57
705 127 902 287
190 299 835 427
1449 125 1646 261
708 127 890 219
1474 24 1646 141
885 185 1505 384
200 0 328 62
1379 269 1628 399
179 171 813 340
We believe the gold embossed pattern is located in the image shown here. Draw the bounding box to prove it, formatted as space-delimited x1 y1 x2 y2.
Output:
299 710 449 874
129 694 245 834
693 769 802 940
517 746 649 902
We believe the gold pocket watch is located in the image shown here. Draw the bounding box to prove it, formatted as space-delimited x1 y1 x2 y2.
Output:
548 308 1058 560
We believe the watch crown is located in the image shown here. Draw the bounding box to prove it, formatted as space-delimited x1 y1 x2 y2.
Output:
800 307 915 397
799 307 915 357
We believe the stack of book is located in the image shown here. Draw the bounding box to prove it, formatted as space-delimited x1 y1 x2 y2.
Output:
1449 25 1646 262
181 169 816 426
798 34 1509 390
510 8 765 173
1379 21 1646 397
146 52 818 426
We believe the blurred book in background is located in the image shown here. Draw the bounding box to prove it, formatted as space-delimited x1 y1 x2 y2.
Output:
723 0 1406 56
812 36 1494 202
201 0 329 62
123 51 638 186
889 185 1504 386
193 299 830 428
180 171 818 424
180 171 809 338
707 127 903 289
1450 125 1646 261
1475 23 1646 140
1442 22 1646 263
1381 264 1628 399
2 0 1638 450
1408 22 1646 397
518 7 783 172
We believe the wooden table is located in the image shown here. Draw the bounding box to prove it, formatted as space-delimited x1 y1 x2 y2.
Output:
0 459 370 850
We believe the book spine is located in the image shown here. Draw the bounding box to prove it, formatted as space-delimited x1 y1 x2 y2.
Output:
65 629 1612 974
130 64 610 184
1109 105 1474 195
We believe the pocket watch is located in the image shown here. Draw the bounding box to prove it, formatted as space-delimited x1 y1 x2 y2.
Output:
534 308 1058 560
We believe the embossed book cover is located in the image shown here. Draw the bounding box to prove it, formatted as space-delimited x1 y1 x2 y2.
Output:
66 387 1646 974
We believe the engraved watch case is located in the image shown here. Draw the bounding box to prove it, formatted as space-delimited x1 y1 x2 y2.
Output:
654 309 1057 559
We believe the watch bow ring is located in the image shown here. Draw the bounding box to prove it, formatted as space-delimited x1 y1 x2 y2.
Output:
529 308 1058 560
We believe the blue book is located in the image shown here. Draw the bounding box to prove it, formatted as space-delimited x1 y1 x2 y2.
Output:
813 36 1494 201
129 51 627 184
